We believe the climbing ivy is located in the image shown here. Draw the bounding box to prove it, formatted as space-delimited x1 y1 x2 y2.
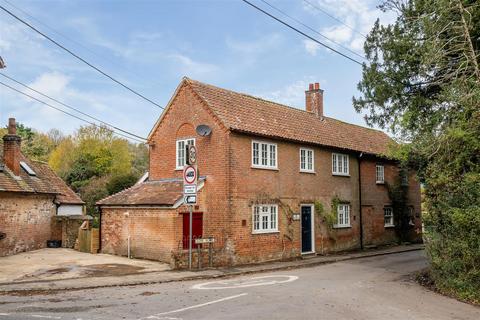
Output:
385 171 411 243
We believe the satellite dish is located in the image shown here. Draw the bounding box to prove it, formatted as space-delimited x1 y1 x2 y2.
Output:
196 124 212 136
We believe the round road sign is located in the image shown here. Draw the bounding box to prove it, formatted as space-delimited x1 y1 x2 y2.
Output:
183 165 197 184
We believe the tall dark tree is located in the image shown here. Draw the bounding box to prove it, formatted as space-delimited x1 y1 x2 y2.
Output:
354 0 479 303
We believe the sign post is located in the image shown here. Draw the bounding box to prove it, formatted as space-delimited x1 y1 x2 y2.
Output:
183 145 197 270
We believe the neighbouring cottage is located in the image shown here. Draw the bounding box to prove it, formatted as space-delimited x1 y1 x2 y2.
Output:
97 78 422 268
0 118 85 257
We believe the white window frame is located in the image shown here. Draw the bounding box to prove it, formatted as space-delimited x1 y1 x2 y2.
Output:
252 204 278 234
376 164 385 184
332 153 349 176
384 207 394 227
299 148 314 173
176 138 195 170
334 204 351 228
251 140 278 170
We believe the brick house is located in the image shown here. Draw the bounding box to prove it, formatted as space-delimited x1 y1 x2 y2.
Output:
0 118 85 256
98 78 422 267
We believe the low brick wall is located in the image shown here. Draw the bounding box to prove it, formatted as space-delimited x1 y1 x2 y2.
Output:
101 208 179 265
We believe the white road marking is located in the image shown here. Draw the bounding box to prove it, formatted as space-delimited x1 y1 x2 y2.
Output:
191 275 299 290
0 314 10 316
140 293 247 319
30 315 61 319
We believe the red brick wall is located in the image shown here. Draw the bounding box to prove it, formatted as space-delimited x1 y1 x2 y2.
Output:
360 158 422 246
0 193 59 256
228 133 362 264
148 83 233 264
100 207 179 263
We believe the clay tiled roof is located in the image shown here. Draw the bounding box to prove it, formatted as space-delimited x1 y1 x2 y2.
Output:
0 141 84 204
97 179 187 206
183 78 393 156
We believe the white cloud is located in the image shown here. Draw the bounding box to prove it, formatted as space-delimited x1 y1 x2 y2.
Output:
28 72 70 97
303 0 396 52
258 78 323 109
321 24 353 43
303 40 320 56
168 54 219 78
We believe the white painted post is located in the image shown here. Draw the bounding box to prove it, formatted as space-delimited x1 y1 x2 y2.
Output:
189 205 193 269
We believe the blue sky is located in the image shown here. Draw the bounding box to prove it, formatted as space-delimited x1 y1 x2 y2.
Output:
0 0 395 140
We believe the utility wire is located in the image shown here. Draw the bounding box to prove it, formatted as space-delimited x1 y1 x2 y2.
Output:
0 4 165 110
259 0 365 60
241 0 363 66
1 0 162 88
302 0 367 39
0 81 146 143
0 73 147 141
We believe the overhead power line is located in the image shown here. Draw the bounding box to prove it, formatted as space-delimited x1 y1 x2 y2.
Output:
1 0 162 88
259 0 365 60
0 80 146 143
241 0 363 66
0 73 147 141
0 4 165 110
302 0 367 39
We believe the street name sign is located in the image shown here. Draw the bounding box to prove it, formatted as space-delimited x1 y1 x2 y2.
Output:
195 238 215 244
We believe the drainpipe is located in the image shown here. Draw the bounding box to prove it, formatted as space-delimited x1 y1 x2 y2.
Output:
358 152 364 250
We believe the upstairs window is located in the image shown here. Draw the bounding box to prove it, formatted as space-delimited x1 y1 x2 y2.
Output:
384 207 394 227
252 204 278 233
332 153 349 176
376 165 385 184
335 204 351 228
252 141 277 169
176 138 195 169
300 148 314 173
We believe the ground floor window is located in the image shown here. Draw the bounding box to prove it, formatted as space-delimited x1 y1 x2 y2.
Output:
182 212 203 249
253 204 278 233
335 204 350 227
384 207 394 227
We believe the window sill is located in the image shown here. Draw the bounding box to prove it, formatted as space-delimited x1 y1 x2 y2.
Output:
332 173 350 177
251 166 279 171
376 181 385 185
384 224 395 228
252 230 280 235
300 170 315 174
333 225 351 229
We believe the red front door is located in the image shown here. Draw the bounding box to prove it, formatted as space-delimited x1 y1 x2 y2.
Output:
182 212 203 249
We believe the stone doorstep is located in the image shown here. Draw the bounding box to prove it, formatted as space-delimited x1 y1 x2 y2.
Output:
0 244 424 293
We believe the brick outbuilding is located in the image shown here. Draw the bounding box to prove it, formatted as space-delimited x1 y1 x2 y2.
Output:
0 118 85 256
98 78 422 268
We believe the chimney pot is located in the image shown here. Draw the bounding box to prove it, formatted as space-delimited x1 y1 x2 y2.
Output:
305 82 324 118
8 118 16 135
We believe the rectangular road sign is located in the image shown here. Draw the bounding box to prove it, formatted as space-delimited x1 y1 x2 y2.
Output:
184 194 197 205
195 238 215 244
184 184 197 194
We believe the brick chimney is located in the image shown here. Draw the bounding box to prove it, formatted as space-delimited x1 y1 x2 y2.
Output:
2 118 21 176
305 82 324 118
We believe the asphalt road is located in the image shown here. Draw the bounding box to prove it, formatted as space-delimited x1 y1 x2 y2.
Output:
0 250 478 320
